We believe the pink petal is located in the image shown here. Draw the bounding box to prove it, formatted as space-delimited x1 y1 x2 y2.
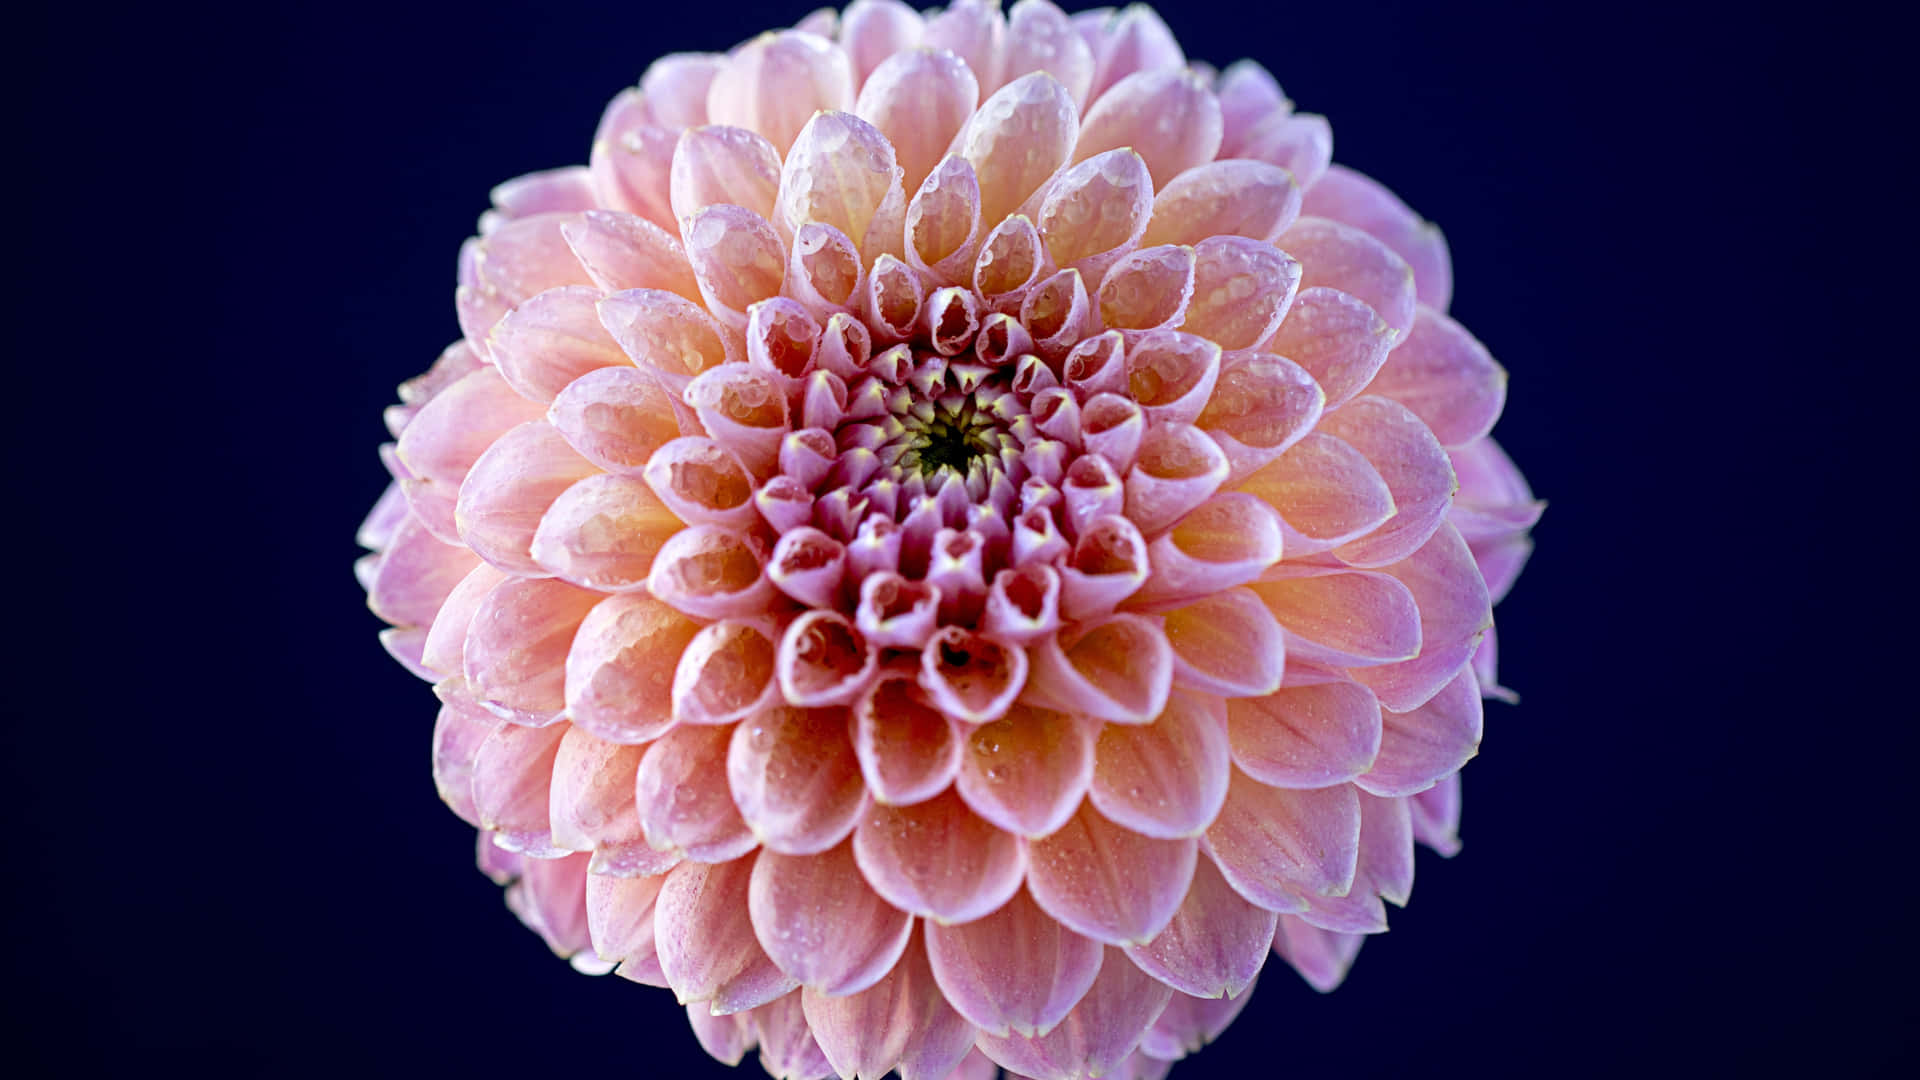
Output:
548 366 687 475
1196 352 1326 484
706 30 857 153
589 93 677 230
1271 914 1364 992
1239 111 1332 190
464 576 601 719
530 472 682 591
1123 856 1276 999
682 203 789 330
1181 235 1301 352
1078 3 1182 102
1134 492 1284 608
1351 520 1493 710
1365 303 1506 447
954 702 1095 839
1123 422 1230 537
488 286 628 405
1095 244 1195 332
851 671 964 806
753 992 837 1080
918 626 1028 724
504 852 594 958
1303 163 1453 311
1160 589 1287 699
1249 568 1422 668
749 839 914 996
642 436 759 529
973 212 1052 308
549 726 650 864
776 610 879 707
905 156 985 286
490 166 597 220
1279 216 1415 337
1237 431 1395 558
655 856 799 1014
431 695 499 827
1215 58 1289 154
455 421 599 576
687 1005 759 1065
1036 148 1153 280
801 923 977 1080
596 287 736 392
728 706 868 855
564 592 701 745
636 724 758 863
853 787 1027 925
1074 68 1221 188
1409 772 1463 856
974 945 1174 1080
395 366 546 538
471 720 569 855
961 73 1081 226
645 525 776 621
1358 667 1483 797
670 125 782 224
922 0 1006 92
1140 982 1255 1060
1027 801 1198 946
1026 614 1173 726
856 48 980 197
561 209 703 303
839 0 924 86
1266 285 1396 409
777 110 905 257
673 618 782 726
1002 0 1095 108
1143 159 1301 247
1089 689 1231 839
925 886 1104 1037
586 870 669 985
1226 675 1383 789
366 512 480 629
1202 770 1360 913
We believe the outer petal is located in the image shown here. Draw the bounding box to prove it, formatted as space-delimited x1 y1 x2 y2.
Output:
636 724 759 863
1357 667 1483 797
1227 675 1383 790
564 592 701 745
1202 770 1360 913
1027 801 1199 947
729 706 868 855
801 923 977 1080
749 839 914 996
1271 913 1364 992
1365 304 1507 448
706 30 857 153
1088 689 1231 839
955 702 1095 839
925 886 1104 1038
854 788 1027 925
974 945 1174 1080
455 420 599 576
1123 856 1276 999
1302 163 1453 311
654 856 799 1014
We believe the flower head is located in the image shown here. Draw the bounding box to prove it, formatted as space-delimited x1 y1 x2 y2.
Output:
356 2 1540 1077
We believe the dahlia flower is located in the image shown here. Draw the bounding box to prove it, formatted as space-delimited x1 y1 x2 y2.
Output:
355 2 1540 1076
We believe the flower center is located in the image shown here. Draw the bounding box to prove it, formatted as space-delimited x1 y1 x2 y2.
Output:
905 399 998 476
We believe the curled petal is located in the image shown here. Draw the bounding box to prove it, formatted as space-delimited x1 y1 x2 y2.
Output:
1203 771 1360 913
1279 216 1415 337
777 109 905 258
1410 772 1463 856
905 156 985 285
1144 159 1300 247
729 706 867 855
864 253 927 345
654 857 798 1014
1267 285 1395 409
749 839 913 996
643 436 758 529
671 124 782 223
1135 492 1284 607
1228 667 1382 787
1351 521 1493 710
1124 422 1230 537
962 72 1079 226
561 210 701 301
973 214 1051 310
787 223 865 318
464 576 601 719
852 670 964 806
565 591 702 744
853 787 1025 924
1036 149 1154 280
918 626 1028 724
922 0 1006 92
590 93 677 230
857 48 981 196
1096 244 1195 332
956 702 1095 839
455 421 599 576
975 944 1174 1080
1271 914 1364 992
1079 3 1183 101
674 618 782 727
531 472 681 591
1020 268 1091 361
982 563 1063 644
1089 689 1231 839
646 525 775 621
1074 68 1221 188
1058 514 1149 620
1027 614 1173 726
706 30 857 153
637 724 758 863
432 695 499 827
1181 235 1301 352
925 887 1104 1038
777 610 878 707
549 367 686 475
1123 856 1276 999
366 513 480 630
683 203 788 329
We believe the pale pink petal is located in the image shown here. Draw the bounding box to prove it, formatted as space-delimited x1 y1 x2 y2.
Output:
1160 589 1287 698
1181 235 1301 351
1026 614 1173 726
1266 285 1396 409
856 48 980 197
1027 800 1198 945
1134 492 1284 608
1303 163 1453 311
1237 431 1395 558
1215 58 1289 152
1144 159 1301 247
1079 4 1183 102
1074 68 1221 188
729 706 868 855
564 591 701 745
1123 856 1276 999
706 30 857 153
1249 568 1421 668
597 287 736 392
749 839 913 995
587 871 669 984
366 513 480 630
490 166 597 220
432 695 499 827
851 671 965 806
503 852 594 958
464 576 601 719
560 210 702 302
776 610 879 707
396 366 546 539
961 73 1080 226
922 0 1006 93
1202 770 1360 913
753 991 837 1080
645 525 776 621
1123 422 1229 537
1318 395 1455 568
1409 772 1463 856
1197 352 1326 484
589 92 678 230
906 156 985 286
840 0 925 86
1365 304 1506 447
655 856 799 1014
1096 244 1195 332
974 945 1174 1080
1123 331 1226 426
955 702 1095 839
1239 111 1332 190
1037 148 1154 281
471 720 569 855
455 421 599 576
1358 667 1483 797
1280 216 1416 337
802 923 977 1080
549 726 648 862
682 203 788 330
918 626 1028 724
688 1005 759 1065
973 213 1052 309
549 367 688 476
1140 983 1255 1061
636 724 758 863
641 52 723 130
1227 676 1383 790
1089 689 1231 839
1351 520 1493 711
642 436 759 529
854 788 1026 925
670 125 783 224
530 472 681 591
674 618 782 726
925 886 1104 1037
1002 0 1095 107
1271 914 1364 992
488 286 627 405
777 110 905 258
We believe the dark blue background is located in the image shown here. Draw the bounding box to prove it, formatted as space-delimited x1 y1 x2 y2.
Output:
15 1 1907 1076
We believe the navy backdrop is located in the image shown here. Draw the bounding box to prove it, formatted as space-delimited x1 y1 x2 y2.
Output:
14 1 1908 1076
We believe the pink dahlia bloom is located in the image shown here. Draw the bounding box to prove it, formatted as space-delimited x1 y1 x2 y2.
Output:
356 2 1540 1077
